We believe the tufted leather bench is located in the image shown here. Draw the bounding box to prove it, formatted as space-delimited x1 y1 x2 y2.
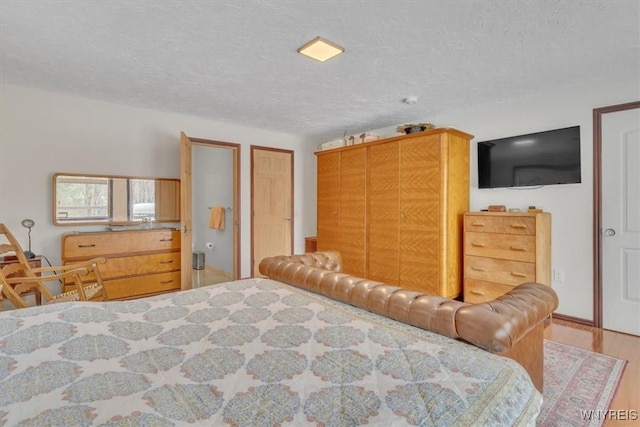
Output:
259 250 558 392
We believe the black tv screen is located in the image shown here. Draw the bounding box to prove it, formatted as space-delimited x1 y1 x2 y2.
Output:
477 126 581 189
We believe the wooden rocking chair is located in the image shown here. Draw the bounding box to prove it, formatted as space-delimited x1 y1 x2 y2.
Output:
0 223 106 309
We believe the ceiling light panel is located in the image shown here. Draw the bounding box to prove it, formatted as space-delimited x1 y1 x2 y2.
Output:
298 37 344 62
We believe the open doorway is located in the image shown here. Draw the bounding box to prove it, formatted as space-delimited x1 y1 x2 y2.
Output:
180 133 240 289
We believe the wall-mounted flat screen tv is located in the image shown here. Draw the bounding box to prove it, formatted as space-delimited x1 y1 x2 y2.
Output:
477 125 581 189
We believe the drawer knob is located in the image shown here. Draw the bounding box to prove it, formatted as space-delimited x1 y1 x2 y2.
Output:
160 238 173 242
471 242 486 247
510 224 527 229
470 290 485 296
159 260 174 264
78 244 96 248
471 222 485 227
510 246 527 251
160 279 174 284
471 267 486 272
510 272 526 278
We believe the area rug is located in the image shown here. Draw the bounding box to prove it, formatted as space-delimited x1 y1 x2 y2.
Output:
537 340 627 426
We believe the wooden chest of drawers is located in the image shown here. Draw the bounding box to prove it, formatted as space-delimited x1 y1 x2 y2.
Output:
62 229 181 300
463 212 551 303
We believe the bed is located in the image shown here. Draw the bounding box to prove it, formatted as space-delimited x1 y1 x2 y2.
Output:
0 252 557 426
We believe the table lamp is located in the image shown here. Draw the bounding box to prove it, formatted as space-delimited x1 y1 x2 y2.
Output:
21 218 35 258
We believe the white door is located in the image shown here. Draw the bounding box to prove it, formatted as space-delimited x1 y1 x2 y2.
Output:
602 107 640 336
251 147 293 277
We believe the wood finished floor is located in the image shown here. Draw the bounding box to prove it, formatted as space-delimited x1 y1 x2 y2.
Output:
544 319 640 426
192 265 233 288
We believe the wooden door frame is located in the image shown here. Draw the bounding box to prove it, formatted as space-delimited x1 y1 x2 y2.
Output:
182 135 241 284
250 145 294 276
180 132 193 290
592 101 640 328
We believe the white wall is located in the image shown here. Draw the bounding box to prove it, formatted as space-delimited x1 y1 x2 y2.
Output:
0 83 317 281
5 79 635 320
370 77 639 320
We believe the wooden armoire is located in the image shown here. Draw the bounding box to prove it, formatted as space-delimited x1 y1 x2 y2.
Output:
316 127 472 298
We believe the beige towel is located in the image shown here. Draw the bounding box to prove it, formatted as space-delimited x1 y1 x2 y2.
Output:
209 206 225 230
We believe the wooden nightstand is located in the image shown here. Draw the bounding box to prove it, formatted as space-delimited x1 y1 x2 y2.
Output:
0 255 43 305
305 236 317 253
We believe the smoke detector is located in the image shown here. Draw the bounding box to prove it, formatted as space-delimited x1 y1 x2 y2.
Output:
403 96 418 105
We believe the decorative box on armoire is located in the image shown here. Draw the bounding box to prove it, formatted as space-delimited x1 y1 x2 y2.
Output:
315 127 473 298
463 211 551 303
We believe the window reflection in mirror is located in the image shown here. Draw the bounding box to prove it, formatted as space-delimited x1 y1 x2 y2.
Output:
54 173 180 225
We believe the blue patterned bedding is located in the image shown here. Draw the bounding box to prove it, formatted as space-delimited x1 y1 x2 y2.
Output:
0 278 541 426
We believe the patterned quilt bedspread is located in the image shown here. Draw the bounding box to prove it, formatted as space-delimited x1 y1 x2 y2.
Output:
0 278 541 426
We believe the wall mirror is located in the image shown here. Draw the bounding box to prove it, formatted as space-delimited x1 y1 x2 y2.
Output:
53 173 180 225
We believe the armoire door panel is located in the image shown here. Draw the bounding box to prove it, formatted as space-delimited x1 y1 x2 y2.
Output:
401 200 439 227
368 142 400 284
400 262 440 293
399 230 440 294
317 213 339 251
399 136 442 292
317 151 340 252
339 148 367 277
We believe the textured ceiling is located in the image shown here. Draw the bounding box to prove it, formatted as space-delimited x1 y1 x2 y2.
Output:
1 0 639 143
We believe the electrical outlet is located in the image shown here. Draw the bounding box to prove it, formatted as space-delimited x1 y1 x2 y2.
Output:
553 269 565 283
